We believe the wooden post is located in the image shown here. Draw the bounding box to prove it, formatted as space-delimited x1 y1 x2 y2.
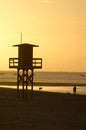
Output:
26 69 28 98
31 69 33 99
17 69 19 98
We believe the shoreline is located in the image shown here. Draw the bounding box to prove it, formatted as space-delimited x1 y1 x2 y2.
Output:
0 81 86 86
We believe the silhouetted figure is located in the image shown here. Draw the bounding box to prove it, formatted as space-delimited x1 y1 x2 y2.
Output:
39 87 42 91
73 86 76 94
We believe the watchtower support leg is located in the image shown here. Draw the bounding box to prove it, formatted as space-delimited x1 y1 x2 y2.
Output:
17 69 19 98
31 69 33 99
25 70 28 98
17 68 34 99
22 69 25 99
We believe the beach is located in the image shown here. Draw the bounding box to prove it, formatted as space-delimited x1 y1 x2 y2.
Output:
0 87 86 130
0 71 86 130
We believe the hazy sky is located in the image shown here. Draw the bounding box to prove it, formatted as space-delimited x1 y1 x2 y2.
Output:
0 0 86 72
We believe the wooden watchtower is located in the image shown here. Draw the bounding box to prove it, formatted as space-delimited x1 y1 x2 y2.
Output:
9 43 42 98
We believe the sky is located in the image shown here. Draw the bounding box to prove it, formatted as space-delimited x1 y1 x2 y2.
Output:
0 0 86 72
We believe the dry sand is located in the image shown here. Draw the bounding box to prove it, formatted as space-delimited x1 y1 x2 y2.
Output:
0 87 86 130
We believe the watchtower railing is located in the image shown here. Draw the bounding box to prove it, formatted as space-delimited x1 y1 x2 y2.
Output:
9 58 42 69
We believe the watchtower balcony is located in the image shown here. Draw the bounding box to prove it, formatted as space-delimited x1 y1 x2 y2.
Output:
9 58 42 69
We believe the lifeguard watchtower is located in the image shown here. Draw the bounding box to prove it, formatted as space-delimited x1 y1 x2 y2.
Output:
9 43 42 98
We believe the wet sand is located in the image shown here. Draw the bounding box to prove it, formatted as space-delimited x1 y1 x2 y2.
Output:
0 80 86 86
0 87 86 130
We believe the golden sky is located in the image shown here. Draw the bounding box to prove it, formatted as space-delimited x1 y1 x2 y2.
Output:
0 0 86 71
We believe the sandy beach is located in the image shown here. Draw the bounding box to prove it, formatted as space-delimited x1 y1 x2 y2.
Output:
0 86 86 130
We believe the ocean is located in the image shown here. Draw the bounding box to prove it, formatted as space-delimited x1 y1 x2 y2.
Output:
0 71 86 95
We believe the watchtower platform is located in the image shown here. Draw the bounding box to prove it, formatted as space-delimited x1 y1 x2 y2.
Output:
9 58 42 69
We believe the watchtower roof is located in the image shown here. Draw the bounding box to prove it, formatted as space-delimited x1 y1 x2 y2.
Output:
13 43 39 47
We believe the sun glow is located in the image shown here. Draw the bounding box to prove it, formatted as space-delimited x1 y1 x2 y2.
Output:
0 0 86 71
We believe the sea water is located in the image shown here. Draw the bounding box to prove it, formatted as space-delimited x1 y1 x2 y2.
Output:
0 71 86 95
